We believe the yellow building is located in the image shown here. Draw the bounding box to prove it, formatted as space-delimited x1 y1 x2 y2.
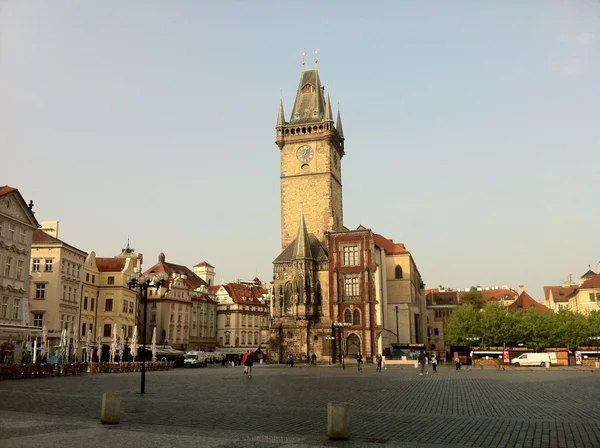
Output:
29 221 87 349
544 263 600 314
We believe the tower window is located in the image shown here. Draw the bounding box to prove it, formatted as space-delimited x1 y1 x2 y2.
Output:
301 84 315 94
342 245 359 266
353 309 361 326
344 309 352 323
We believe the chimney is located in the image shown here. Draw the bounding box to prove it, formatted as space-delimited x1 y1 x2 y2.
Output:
518 285 525 295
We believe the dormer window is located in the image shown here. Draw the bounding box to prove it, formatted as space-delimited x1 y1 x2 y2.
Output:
301 84 315 94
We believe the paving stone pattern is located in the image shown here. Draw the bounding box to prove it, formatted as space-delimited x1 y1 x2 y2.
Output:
1 364 599 447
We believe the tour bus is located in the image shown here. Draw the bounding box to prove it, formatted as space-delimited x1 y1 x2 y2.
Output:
511 352 557 367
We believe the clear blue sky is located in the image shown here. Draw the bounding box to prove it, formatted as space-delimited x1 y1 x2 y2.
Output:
2 1 599 299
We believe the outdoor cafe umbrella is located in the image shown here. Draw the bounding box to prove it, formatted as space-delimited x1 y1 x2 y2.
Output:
42 325 48 359
33 337 37 364
72 328 79 362
110 324 117 363
130 326 138 362
151 327 157 362
60 325 68 361
119 326 125 362
96 333 102 362
85 330 92 362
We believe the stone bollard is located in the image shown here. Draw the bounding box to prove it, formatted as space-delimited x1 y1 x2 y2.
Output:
100 392 122 424
327 402 350 440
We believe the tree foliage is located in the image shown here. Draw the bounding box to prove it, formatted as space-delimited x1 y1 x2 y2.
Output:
460 288 485 310
444 303 600 349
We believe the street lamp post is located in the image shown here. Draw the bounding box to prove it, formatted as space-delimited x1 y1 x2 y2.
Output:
333 322 352 369
395 306 400 344
324 336 335 365
127 270 168 394
466 337 480 368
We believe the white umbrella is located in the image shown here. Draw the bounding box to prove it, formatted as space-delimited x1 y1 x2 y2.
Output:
130 326 138 362
42 325 48 358
85 330 92 362
110 324 117 363
72 328 79 362
151 327 157 362
60 325 67 361
33 338 37 364
119 326 125 362
97 333 102 362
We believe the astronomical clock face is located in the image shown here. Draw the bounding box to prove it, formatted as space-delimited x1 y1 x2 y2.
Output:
296 145 314 163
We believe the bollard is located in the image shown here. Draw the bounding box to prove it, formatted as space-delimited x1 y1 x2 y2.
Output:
100 392 122 424
327 402 350 440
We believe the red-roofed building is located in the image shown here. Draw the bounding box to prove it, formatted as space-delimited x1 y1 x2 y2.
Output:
141 253 216 350
508 291 551 312
543 262 600 314
213 281 269 353
0 186 40 357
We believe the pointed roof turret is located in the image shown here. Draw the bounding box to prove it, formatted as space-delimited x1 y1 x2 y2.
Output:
290 69 326 124
276 98 286 127
336 109 344 140
324 92 333 122
292 213 313 260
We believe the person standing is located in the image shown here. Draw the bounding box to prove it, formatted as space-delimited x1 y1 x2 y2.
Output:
355 352 364 372
311 353 317 365
418 352 428 376
242 350 250 375
431 353 437 373
376 353 383 373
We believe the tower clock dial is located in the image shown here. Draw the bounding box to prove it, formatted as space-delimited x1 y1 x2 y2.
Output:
296 145 314 163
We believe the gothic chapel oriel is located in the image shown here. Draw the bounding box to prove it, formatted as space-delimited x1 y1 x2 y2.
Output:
270 66 345 362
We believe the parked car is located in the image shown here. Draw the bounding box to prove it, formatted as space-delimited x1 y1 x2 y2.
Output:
511 352 557 367
184 351 207 368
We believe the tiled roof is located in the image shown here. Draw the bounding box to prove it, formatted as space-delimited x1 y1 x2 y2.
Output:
482 289 517 302
426 291 462 306
144 260 208 291
545 286 578 303
509 292 551 312
194 261 214 268
581 269 596 279
223 283 267 306
192 293 217 304
373 234 408 254
0 186 17 197
274 233 328 263
32 229 86 255
95 258 126 273
579 273 600 289
208 285 221 295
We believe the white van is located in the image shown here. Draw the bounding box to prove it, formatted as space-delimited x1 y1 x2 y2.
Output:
511 352 557 367
184 351 207 368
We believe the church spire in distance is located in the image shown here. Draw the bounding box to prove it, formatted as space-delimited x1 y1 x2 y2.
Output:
336 108 344 140
277 97 286 127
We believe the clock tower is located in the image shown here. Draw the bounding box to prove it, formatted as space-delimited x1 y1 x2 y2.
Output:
276 68 345 250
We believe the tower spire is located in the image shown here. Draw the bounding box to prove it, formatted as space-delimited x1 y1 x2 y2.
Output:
292 210 313 260
277 96 286 127
324 92 333 122
336 107 344 140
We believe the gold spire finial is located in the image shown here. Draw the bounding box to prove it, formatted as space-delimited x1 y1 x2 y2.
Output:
314 50 318 68
301 52 306 71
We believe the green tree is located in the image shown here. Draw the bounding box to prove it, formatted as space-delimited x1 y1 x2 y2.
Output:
549 309 589 349
444 304 481 346
461 288 485 310
479 302 517 347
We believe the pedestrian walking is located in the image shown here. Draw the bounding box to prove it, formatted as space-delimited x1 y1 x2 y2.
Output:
244 351 255 378
355 353 364 372
242 350 250 375
288 354 294 367
431 353 437 373
455 357 461 370
311 353 317 365
376 353 383 372
418 352 428 376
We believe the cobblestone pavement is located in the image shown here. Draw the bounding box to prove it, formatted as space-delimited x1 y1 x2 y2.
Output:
1 364 600 447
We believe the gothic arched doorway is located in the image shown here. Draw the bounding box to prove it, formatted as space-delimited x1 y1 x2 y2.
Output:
346 333 361 357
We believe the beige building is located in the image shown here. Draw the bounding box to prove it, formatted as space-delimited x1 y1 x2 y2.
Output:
144 253 212 350
544 263 600 314
80 250 140 358
29 221 87 349
0 186 40 328
212 281 269 354
373 234 426 356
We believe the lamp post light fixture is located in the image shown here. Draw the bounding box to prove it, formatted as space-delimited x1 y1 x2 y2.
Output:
127 270 168 394
333 322 352 369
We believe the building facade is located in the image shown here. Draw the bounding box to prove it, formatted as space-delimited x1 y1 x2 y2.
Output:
144 253 211 350
0 186 40 327
544 264 600 314
213 282 269 355
29 221 87 348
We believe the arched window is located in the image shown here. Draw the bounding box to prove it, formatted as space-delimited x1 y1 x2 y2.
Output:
353 309 361 326
344 309 352 323
395 265 403 279
301 83 315 94
284 282 293 312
